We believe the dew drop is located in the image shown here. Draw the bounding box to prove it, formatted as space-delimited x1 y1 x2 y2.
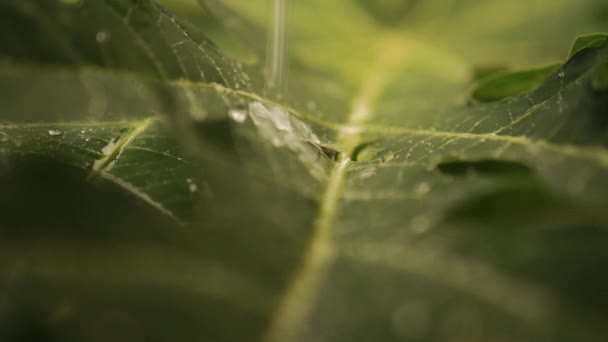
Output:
558 70 565 78
96 30 110 43
48 129 62 136
0 132 8 142
185 178 198 192
211 83 225 94
101 139 116 155
228 108 248 123
382 150 395 162
415 182 431 195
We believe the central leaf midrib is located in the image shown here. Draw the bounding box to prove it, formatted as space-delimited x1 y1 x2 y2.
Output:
263 35 411 342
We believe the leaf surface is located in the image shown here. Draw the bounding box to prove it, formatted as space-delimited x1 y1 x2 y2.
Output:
2 0 608 342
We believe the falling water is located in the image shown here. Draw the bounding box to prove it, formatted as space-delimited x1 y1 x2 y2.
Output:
265 0 288 99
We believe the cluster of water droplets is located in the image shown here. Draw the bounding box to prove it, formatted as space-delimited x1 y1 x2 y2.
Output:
186 178 198 192
227 101 328 180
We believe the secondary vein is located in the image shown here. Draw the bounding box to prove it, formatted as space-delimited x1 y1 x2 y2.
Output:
91 117 156 174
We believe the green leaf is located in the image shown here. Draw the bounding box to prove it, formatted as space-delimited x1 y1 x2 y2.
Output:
472 64 561 102
569 33 608 58
2 0 608 342
593 61 608 90
0 0 253 223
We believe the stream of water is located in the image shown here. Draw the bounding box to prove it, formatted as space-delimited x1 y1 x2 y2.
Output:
265 0 288 99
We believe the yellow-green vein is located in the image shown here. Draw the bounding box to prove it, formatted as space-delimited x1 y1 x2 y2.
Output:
263 35 413 342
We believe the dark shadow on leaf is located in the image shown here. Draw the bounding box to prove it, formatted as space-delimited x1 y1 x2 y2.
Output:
444 183 583 226
192 119 239 158
437 159 534 178
0 157 178 241
441 180 608 314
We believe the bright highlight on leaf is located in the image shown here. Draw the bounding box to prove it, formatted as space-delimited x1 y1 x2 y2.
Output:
1 0 608 342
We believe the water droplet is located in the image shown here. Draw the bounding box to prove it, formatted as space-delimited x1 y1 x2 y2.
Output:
96 30 110 43
211 83 225 93
248 101 328 178
185 178 198 192
0 132 8 142
228 108 248 123
382 151 395 162
48 129 62 136
392 300 432 339
558 70 565 78
101 139 116 155
415 182 431 195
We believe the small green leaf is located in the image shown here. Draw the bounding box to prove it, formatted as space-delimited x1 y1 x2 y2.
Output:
569 33 608 58
472 64 561 102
